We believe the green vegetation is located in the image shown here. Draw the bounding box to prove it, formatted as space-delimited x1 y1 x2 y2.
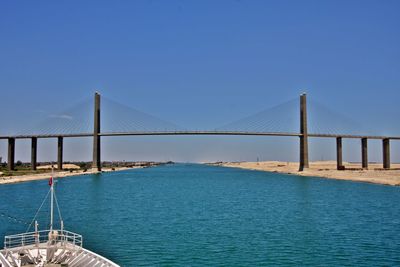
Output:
0 165 48 177
0 161 173 177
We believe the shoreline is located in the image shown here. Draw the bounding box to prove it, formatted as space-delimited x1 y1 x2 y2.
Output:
211 161 400 186
0 166 142 185
3 161 399 186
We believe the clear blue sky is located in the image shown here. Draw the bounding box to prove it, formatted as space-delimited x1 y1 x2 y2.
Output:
0 0 399 163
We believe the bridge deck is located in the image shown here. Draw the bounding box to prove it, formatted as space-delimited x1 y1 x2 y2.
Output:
0 131 399 140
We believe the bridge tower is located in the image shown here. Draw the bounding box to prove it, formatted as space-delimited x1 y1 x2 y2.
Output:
92 92 101 171
299 93 309 171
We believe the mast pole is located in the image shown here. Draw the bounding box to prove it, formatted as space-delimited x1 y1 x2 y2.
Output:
50 165 54 231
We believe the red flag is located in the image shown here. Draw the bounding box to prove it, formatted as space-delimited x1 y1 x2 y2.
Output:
48 176 53 186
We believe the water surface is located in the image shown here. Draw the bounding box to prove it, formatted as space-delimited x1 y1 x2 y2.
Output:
1 164 399 266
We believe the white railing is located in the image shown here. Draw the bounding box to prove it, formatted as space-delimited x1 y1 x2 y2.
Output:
4 229 82 250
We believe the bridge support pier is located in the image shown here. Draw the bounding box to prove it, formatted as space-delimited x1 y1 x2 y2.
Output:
8 138 15 171
31 137 37 170
299 93 309 171
383 138 390 169
336 137 344 170
92 92 101 171
58 136 63 170
361 138 368 169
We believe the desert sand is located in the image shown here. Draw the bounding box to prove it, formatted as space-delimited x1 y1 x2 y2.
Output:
215 161 400 186
37 164 81 170
0 166 141 185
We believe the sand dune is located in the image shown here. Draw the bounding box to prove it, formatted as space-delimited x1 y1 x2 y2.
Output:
37 164 81 170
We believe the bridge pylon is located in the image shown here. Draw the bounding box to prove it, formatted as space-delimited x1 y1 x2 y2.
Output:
299 93 309 171
7 137 15 171
92 92 101 171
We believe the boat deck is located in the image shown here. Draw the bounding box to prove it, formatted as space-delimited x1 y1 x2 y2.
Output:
1 230 119 267
1 244 119 267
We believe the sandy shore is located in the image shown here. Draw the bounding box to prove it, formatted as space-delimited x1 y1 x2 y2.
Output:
0 167 142 185
213 161 400 186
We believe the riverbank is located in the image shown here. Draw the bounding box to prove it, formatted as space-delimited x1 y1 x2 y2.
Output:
211 161 400 186
0 166 141 185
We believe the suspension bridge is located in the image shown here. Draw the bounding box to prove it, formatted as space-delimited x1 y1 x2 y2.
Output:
0 92 397 172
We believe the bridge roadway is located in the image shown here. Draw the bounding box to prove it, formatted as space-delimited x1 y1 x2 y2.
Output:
0 131 400 140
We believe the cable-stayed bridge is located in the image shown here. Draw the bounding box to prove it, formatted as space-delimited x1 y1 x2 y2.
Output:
0 92 397 172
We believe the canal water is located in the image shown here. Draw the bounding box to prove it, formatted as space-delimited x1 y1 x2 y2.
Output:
1 164 399 266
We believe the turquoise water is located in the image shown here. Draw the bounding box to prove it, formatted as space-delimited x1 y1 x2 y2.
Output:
1 164 400 266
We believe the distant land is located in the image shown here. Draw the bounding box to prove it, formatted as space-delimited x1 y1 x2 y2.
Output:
0 161 173 184
210 161 400 186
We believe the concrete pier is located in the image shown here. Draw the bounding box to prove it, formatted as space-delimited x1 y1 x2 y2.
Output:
8 138 15 171
336 137 344 170
92 92 101 171
299 93 309 171
31 137 37 170
361 138 368 169
383 138 390 169
57 136 63 170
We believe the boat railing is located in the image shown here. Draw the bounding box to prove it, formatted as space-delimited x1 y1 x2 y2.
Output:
4 229 83 250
